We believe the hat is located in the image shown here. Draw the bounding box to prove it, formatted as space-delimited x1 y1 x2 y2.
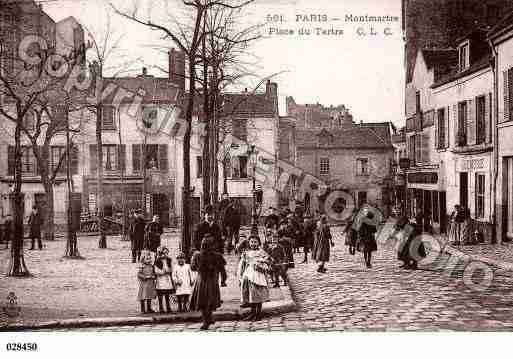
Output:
176 252 185 259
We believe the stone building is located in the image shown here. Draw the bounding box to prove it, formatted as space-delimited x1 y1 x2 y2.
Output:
489 12 513 243
285 98 394 219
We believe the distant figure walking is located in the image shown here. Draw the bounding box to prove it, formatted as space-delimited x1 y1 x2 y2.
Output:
131 210 146 263
189 235 227 330
312 215 334 273
28 206 43 250
357 211 378 268
343 209 358 255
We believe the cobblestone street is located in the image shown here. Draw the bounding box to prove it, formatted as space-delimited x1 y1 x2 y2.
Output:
58 229 513 332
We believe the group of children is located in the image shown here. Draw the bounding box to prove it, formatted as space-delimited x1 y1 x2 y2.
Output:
137 246 195 314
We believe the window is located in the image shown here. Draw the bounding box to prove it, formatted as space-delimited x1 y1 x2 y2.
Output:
415 91 421 114
103 145 118 171
141 105 158 129
101 105 116 130
437 108 446 149
475 173 485 219
51 146 66 174
232 119 248 142
459 42 469 71
23 110 35 131
356 158 369 175
196 156 203 178
21 147 37 176
415 134 422 163
320 157 330 175
231 155 248 179
476 96 486 144
357 191 367 208
458 101 468 146
132 144 168 173
408 135 416 164
432 191 439 223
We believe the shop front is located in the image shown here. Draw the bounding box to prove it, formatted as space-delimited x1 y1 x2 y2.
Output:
406 169 447 234
452 154 493 243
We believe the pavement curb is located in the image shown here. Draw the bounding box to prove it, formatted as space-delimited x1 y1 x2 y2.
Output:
0 285 297 331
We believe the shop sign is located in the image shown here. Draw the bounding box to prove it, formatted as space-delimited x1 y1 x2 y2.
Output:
458 158 487 172
407 172 438 184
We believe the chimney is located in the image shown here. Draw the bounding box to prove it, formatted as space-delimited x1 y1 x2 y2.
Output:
169 48 185 90
142 67 147 76
265 80 278 114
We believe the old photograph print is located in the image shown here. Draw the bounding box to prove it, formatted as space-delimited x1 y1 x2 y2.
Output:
1 0 513 336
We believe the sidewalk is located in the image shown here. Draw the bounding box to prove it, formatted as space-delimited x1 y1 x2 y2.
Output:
0 230 295 331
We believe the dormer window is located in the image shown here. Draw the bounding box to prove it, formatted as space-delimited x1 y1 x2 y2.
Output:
458 41 469 72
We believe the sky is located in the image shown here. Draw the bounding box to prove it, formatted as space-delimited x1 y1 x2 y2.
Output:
41 0 405 127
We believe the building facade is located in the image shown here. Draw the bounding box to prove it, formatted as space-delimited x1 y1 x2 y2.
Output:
489 12 513 243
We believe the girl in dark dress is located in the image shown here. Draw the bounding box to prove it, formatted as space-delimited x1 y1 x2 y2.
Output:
357 212 377 268
311 216 334 273
189 235 227 330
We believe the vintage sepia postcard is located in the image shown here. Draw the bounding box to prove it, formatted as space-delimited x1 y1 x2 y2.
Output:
1 0 513 356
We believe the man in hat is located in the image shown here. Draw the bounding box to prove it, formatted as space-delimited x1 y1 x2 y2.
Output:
131 209 146 262
193 205 223 253
28 206 43 250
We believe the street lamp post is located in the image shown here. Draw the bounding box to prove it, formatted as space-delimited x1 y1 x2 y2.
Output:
247 145 259 236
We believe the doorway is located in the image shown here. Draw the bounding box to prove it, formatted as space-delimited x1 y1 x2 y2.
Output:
459 172 468 210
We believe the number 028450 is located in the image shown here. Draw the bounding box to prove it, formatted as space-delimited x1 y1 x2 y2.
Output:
6 343 38 351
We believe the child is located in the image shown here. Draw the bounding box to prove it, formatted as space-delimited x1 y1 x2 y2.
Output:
154 246 175 313
266 230 288 287
137 250 157 313
173 252 195 312
238 235 271 321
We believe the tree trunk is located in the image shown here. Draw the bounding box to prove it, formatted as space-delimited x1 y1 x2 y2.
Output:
211 82 219 209
42 180 55 244
181 57 196 261
8 119 30 277
96 104 107 248
201 27 211 208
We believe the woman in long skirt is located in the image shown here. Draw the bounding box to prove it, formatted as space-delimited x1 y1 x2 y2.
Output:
357 211 377 268
238 235 271 321
189 235 227 330
311 215 334 273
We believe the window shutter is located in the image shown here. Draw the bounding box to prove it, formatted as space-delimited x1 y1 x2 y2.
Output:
158 144 168 172
89 144 97 175
197 156 202 178
434 111 439 149
453 104 458 145
504 70 510 123
467 99 476 145
117 144 126 172
445 106 450 148
132 144 141 173
421 132 430 163
8 145 15 176
509 69 513 122
485 93 491 144
71 146 79 175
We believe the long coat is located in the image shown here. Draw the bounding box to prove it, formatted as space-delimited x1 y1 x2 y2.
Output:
131 217 146 251
312 224 332 262
189 251 227 311
145 221 163 253
302 219 316 250
357 222 377 253
28 212 42 238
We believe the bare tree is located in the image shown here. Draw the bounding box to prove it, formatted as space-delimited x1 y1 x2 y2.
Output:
111 0 255 260
83 14 141 249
